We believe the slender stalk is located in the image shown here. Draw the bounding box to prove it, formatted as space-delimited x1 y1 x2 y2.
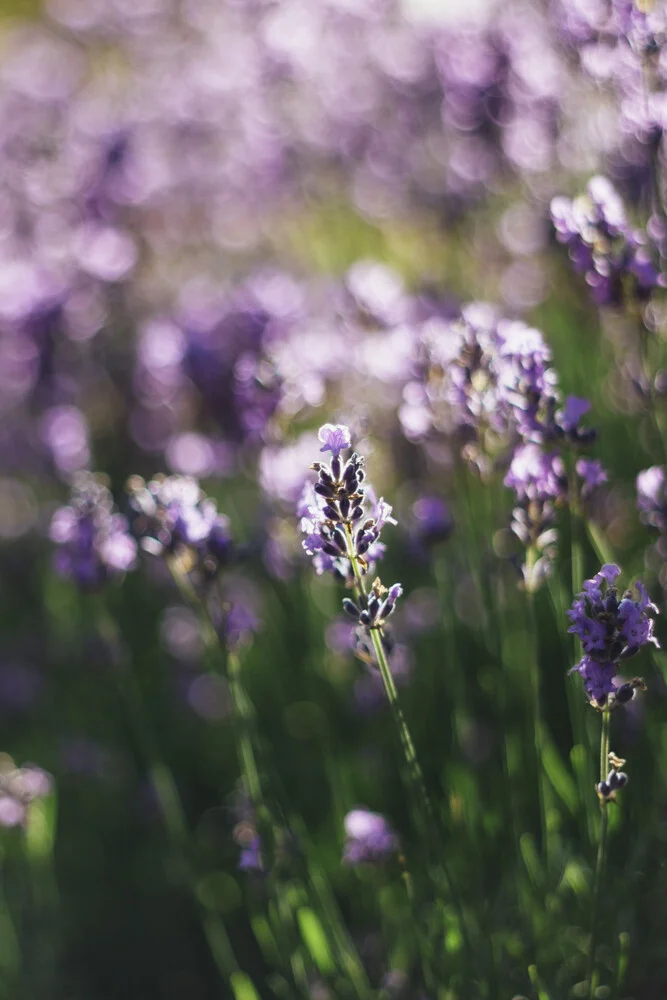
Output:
342 524 472 984
524 554 549 861
343 526 433 826
587 708 611 1000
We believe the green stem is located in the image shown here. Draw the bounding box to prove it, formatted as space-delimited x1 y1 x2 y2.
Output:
587 709 611 1000
524 558 549 860
343 526 434 826
343 525 472 986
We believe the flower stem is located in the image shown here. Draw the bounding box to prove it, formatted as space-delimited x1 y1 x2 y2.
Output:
587 708 611 1000
343 526 433 825
343 524 472 983
526 548 549 858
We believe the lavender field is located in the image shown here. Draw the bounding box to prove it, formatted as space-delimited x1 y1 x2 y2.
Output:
1 0 667 997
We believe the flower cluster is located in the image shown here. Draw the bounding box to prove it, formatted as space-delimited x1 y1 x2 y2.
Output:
299 425 396 581
126 474 233 577
299 424 404 660
50 472 137 590
551 177 663 307
0 755 52 828
343 581 403 631
568 564 659 707
342 808 398 867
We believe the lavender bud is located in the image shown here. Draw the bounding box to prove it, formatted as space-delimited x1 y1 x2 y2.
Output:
343 599 361 620
331 528 348 554
615 684 636 704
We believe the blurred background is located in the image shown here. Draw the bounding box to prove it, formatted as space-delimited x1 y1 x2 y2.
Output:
0 0 666 997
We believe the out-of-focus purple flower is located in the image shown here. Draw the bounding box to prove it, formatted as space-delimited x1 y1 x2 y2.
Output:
504 445 567 503
0 754 52 828
637 465 667 532
410 496 454 552
238 833 263 872
41 405 91 477
127 474 233 574
504 445 567 591
343 808 398 866
568 564 659 706
559 397 590 433
577 457 608 497
401 303 589 468
551 177 663 307
50 472 137 590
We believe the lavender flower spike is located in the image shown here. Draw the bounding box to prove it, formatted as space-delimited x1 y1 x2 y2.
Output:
298 424 397 589
568 564 659 707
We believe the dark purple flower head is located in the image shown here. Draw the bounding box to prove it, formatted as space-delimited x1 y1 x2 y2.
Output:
50 472 137 590
298 424 396 582
127 474 233 575
0 754 52 828
568 564 659 706
343 808 398 866
637 465 667 532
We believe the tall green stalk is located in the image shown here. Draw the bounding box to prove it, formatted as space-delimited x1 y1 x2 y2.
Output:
587 708 611 1000
343 524 472 989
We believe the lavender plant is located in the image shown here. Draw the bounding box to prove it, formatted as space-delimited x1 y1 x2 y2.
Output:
568 563 659 998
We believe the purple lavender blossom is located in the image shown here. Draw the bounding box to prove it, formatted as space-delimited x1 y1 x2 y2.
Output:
342 808 398 866
568 564 659 706
127 474 233 574
50 472 137 590
298 425 397 587
551 177 663 307
504 445 567 503
637 466 667 533
0 755 52 828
